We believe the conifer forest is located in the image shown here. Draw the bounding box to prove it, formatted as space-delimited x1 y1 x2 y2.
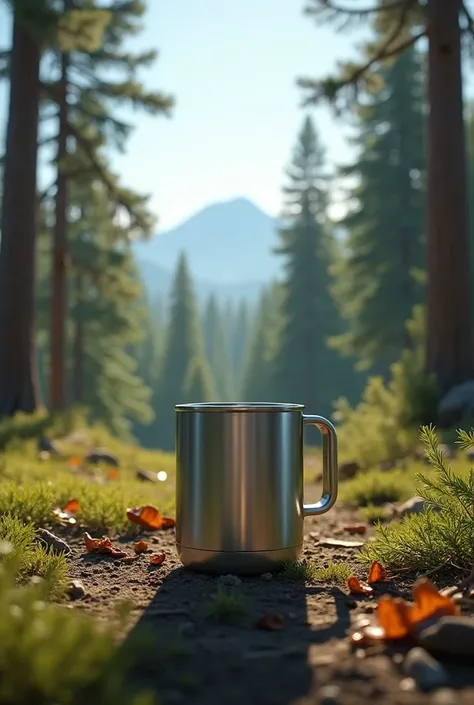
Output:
1 0 474 453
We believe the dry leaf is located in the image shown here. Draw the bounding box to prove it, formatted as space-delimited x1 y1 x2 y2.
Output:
108 468 120 480
52 498 80 525
348 576 373 596
63 498 80 513
83 532 127 558
344 524 367 535
68 456 81 468
134 540 148 554
149 553 166 566
256 612 285 631
368 561 387 585
126 505 176 531
410 578 458 626
377 596 412 640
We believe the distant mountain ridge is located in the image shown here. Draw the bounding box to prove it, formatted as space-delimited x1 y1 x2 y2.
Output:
134 198 282 304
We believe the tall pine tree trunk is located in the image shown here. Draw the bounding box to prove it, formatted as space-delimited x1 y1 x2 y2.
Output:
50 45 70 411
72 272 85 404
425 0 472 393
0 14 41 416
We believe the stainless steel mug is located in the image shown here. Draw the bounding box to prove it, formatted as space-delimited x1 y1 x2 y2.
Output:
175 402 338 575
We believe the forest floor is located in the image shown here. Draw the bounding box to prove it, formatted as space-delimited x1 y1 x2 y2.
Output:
65 485 474 705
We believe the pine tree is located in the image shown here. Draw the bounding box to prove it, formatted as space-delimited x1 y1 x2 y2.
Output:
241 286 281 401
203 295 233 399
300 0 474 395
157 253 212 450
182 356 216 404
331 47 425 374
272 115 350 417
230 300 252 397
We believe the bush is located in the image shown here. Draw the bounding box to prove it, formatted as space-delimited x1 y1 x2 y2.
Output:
340 468 415 507
364 426 474 572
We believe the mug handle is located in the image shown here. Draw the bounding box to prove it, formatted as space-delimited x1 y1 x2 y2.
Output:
302 415 338 517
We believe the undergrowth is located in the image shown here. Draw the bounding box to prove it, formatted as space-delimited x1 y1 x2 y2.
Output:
282 559 317 582
314 562 352 584
205 585 248 622
0 542 155 705
364 426 474 572
0 516 68 599
340 468 414 507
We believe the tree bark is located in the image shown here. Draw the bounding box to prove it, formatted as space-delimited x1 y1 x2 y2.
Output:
50 41 70 411
72 272 85 405
0 14 41 416
425 0 473 393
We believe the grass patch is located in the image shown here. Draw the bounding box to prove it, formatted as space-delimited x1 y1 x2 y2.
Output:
359 504 388 524
0 515 68 599
0 542 155 705
205 585 248 622
364 426 474 573
282 559 317 582
340 468 415 507
314 561 352 585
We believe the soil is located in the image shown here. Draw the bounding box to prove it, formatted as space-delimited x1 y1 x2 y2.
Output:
65 488 474 705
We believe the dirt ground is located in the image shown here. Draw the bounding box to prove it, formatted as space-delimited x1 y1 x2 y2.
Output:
66 489 474 705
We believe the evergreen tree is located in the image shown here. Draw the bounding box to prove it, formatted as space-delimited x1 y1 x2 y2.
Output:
157 253 212 450
203 295 233 399
331 47 425 374
241 285 281 401
300 0 474 395
230 299 252 397
272 115 350 417
182 356 216 404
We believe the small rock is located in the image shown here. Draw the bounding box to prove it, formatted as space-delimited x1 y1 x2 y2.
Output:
85 448 120 467
432 689 458 705
319 684 341 704
399 677 416 692
67 579 86 600
136 467 158 483
260 572 272 581
396 496 440 517
35 529 71 555
403 647 448 692
218 574 242 587
37 436 59 454
417 616 474 658
437 380 474 428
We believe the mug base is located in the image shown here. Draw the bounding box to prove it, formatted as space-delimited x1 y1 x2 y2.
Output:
176 544 302 576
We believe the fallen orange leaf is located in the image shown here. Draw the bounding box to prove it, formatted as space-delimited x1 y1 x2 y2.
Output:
368 561 387 585
377 596 412 640
149 553 166 566
348 576 373 596
63 498 80 514
256 612 285 631
127 505 163 530
108 468 120 481
83 532 127 558
134 540 148 554
409 578 458 626
344 524 367 535
161 516 176 529
69 456 81 468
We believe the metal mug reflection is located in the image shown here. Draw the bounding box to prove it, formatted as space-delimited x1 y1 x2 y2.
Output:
175 402 338 574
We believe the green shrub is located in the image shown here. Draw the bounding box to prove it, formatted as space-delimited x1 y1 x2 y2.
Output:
0 544 155 705
364 426 474 572
340 468 414 507
314 562 352 584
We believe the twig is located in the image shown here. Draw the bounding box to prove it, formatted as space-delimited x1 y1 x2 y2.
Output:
313 0 415 17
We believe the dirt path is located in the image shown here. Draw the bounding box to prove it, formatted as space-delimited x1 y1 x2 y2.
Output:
66 492 474 705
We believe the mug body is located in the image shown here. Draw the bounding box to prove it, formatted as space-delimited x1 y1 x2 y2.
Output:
175 402 305 574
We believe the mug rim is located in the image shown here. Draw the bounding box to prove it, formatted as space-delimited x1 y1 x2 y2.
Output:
175 402 305 412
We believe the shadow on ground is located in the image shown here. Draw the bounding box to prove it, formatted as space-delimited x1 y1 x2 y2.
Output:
120 566 352 705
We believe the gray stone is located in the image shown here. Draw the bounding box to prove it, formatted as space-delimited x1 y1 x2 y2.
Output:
218 574 242 587
85 448 120 467
417 616 474 658
67 579 86 600
35 529 71 555
438 380 474 429
403 647 448 692
432 689 458 705
260 572 272 581
396 496 440 517
319 684 341 705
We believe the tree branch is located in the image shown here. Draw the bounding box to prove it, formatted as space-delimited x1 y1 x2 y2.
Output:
461 1 474 39
309 0 414 17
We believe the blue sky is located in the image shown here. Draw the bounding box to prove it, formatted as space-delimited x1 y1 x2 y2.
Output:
1 1 370 230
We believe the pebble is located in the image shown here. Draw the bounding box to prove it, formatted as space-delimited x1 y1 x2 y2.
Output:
319 538 364 549
218 574 242 587
403 647 448 692
418 616 474 658
67 579 87 600
319 684 341 705
432 689 458 705
260 572 273 581
35 529 71 555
